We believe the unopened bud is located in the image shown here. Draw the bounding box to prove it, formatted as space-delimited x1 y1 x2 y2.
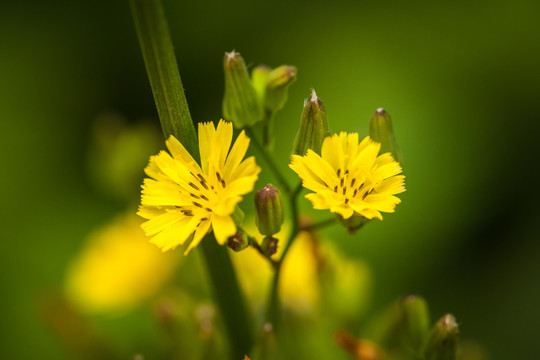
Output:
292 90 330 155
261 236 279 256
227 231 249 252
369 108 403 164
222 51 263 128
424 314 459 360
402 295 430 352
264 65 297 112
338 214 369 234
254 184 284 236
251 65 270 104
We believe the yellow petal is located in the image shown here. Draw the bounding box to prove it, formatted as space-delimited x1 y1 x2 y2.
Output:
198 121 216 174
184 219 211 255
222 130 250 180
212 214 236 245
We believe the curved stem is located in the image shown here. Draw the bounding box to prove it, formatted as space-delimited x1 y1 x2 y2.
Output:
300 217 338 232
245 127 291 194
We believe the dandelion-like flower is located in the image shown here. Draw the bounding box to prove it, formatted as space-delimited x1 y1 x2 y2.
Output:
290 133 405 221
138 120 261 254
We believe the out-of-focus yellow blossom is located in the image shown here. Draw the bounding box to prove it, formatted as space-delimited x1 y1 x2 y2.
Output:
138 120 261 254
232 221 370 316
290 133 405 220
65 214 180 314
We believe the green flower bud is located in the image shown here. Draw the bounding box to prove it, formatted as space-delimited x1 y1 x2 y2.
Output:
402 295 430 353
369 108 403 164
227 231 249 252
222 51 263 128
292 90 331 155
261 236 279 257
254 184 284 236
251 65 270 104
424 314 459 360
264 65 297 112
338 214 369 234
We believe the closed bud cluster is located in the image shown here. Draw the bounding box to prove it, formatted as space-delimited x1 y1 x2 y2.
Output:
264 65 297 112
369 108 403 164
424 314 459 360
222 51 263 128
292 90 330 156
254 184 284 236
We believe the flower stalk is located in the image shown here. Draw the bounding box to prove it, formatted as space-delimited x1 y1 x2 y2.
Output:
130 0 254 357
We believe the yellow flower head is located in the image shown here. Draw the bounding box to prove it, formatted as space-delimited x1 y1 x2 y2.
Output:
138 120 261 254
290 133 405 220
65 214 180 314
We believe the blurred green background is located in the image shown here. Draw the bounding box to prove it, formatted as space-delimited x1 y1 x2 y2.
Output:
1 0 539 358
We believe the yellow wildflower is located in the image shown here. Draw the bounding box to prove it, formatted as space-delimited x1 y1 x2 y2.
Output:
65 214 180 314
290 133 405 220
138 120 261 254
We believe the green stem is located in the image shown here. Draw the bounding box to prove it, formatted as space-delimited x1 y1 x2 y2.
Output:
245 126 291 194
266 182 302 327
130 0 197 156
262 109 274 149
300 217 338 232
130 0 253 357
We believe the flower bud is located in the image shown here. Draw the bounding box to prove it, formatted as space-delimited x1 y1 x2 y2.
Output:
369 108 403 164
338 214 369 234
264 65 297 112
222 51 263 128
261 236 279 257
424 314 459 360
251 65 270 104
402 295 430 352
227 231 249 252
254 184 284 236
292 90 330 155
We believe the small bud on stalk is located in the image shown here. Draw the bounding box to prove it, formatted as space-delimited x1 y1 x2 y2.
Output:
292 90 330 155
227 231 249 252
424 314 459 360
369 108 403 164
264 65 297 112
222 51 263 128
251 65 270 104
261 236 279 257
402 295 430 352
254 184 284 236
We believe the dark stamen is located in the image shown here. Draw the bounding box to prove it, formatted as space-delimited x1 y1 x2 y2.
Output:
193 202 202 208
200 194 209 201
189 182 199 190
342 187 347 195
190 193 200 199
337 169 341 177
334 186 338 193
340 178 344 187
350 178 356 187
345 198 349 204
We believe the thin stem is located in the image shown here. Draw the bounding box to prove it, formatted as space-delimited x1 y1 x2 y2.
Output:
130 1 253 357
266 182 302 327
245 126 291 194
262 109 274 149
247 236 279 270
300 217 338 232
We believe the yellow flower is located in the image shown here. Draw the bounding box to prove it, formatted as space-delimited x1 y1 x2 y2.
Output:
138 120 261 254
65 214 180 314
290 133 405 220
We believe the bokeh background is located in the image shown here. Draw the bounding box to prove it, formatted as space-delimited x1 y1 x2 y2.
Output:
1 0 539 358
